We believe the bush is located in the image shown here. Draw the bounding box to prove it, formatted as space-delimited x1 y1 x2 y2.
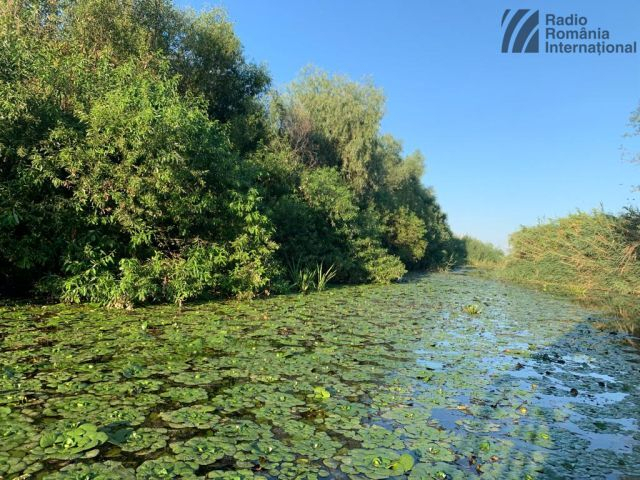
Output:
0 1 459 306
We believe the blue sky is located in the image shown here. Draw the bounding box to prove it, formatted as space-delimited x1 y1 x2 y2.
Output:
177 0 640 249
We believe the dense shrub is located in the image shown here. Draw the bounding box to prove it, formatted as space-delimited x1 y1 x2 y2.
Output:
0 0 460 305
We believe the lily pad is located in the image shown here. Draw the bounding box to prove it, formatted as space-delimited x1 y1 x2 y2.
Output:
160 405 219 429
33 423 108 460
170 435 236 464
160 387 208 403
108 427 167 454
136 456 199 479
43 461 135 479
335 448 415 479
408 462 465 480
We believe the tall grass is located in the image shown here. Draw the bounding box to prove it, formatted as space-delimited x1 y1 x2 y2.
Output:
287 260 337 293
494 210 640 334
315 263 337 291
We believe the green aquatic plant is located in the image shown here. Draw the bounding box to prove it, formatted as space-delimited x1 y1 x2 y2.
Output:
89 406 147 427
33 423 108 460
170 436 236 464
160 387 208 403
171 370 222 385
233 439 295 468
0 274 637 478
43 395 105 418
315 263 337 291
0 411 36 452
357 425 404 450
108 427 168 455
207 470 267 479
283 431 341 460
510 425 553 448
42 461 135 479
0 451 42 478
271 461 331 479
159 405 219 429
136 456 199 479
408 462 465 480
311 386 331 400
496 210 640 334
462 304 482 315
334 448 415 479
213 420 271 442
411 441 456 463
288 260 316 294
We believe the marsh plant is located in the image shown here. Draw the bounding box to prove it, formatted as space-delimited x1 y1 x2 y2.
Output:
462 304 482 315
315 263 337 291
288 260 337 293
495 209 640 334
0 274 638 478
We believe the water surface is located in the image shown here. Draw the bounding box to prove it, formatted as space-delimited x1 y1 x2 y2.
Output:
0 273 638 479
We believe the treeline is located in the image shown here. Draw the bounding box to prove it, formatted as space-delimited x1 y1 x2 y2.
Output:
458 236 504 267
0 0 462 306
497 209 640 334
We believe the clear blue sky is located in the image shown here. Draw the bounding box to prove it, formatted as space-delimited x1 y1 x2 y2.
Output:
177 0 640 249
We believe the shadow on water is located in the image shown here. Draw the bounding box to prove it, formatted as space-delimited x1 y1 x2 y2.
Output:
411 276 640 479
0 271 638 479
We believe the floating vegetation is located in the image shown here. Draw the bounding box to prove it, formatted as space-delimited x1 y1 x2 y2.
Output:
462 303 482 315
33 423 108 460
108 427 168 455
0 273 638 478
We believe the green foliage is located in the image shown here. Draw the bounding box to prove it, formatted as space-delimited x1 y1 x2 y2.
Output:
170 436 236 464
287 261 337 293
351 238 407 283
383 207 427 265
136 456 198 479
315 262 337 291
0 274 638 478
35 423 108 460
0 0 458 305
462 304 482 315
283 68 384 193
0 1 274 304
43 461 135 480
460 236 504 266
333 448 415 479
300 167 359 226
496 210 640 333
287 259 316 294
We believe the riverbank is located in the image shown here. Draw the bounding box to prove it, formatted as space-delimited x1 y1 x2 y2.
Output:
477 210 640 336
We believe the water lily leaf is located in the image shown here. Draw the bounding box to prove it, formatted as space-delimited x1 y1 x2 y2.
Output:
409 462 465 479
170 436 236 464
207 470 267 479
312 386 331 400
336 448 415 479
160 387 208 403
43 460 135 479
136 456 198 479
159 405 219 429
33 423 108 460
108 427 167 454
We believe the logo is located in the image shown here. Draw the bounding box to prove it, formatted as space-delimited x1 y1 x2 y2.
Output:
501 9 540 53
